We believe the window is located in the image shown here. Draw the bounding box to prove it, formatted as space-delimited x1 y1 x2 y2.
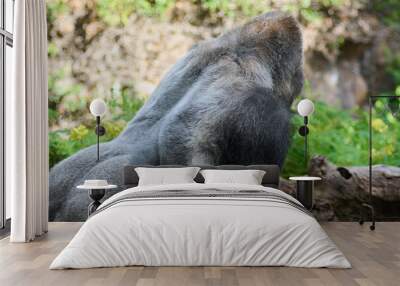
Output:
1 0 14 230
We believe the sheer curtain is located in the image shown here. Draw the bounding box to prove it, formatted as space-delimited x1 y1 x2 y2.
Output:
9 0 49 242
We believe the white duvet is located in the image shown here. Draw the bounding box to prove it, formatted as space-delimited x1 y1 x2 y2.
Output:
50 183 351 269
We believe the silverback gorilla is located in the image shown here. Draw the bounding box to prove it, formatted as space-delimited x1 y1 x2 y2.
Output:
49 12 304 221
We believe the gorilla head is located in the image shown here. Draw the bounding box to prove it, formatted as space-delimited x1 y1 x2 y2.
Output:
49 11 304 221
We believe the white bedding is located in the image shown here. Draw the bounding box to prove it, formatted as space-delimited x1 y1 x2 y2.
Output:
50 183 351 269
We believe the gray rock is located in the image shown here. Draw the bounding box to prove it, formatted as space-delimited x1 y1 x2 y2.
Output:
49 12 304 221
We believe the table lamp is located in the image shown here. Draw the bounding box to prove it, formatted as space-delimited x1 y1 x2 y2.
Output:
297 99 315 172
89 99 107 161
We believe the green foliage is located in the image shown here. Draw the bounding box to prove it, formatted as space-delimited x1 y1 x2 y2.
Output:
70 125 90 141
103 121 126 138
96 0 135 26
195 0 355 24
95 0 268 25
96 0 175 26
49 131 73 168
373 0 400 28
46 0 69 24
107 83 146 122
50 127 99 168
48 67 85 126
199 0 267 18
385 50 400 87
48 42 59 58
46 0 376 29
45 0 394 31
282 101 400 177
94 0 350 26
283 0 345 24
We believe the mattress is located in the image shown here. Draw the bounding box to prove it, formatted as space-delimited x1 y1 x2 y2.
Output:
50 183 351 269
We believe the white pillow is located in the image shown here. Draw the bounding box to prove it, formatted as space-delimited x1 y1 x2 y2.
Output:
135 167 200 186
200 169 266 185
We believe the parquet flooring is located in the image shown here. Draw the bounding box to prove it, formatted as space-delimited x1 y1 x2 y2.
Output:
0 222 399 286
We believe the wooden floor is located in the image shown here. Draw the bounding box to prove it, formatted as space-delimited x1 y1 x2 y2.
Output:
0 222 399 286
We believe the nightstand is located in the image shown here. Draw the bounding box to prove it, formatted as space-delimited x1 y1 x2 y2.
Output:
289 176 321 210
77 184 117 216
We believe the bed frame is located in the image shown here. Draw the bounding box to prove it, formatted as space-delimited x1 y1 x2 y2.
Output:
122 165 280 189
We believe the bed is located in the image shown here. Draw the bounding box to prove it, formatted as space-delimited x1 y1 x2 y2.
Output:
50 165 351 269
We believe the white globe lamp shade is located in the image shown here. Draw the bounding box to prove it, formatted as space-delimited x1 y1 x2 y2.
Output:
90 99 107 117
297 99 315 117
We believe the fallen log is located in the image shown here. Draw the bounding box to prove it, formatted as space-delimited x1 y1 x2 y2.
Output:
280 155 400 221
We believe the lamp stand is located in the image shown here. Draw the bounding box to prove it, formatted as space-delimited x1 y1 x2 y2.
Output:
304 116 308 172
95 116 106 162
298 116 309 174
359 97 375 230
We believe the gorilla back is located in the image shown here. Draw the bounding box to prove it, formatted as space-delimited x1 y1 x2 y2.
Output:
49 11 304 221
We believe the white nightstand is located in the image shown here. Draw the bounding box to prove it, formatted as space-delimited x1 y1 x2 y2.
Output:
289 176 321 210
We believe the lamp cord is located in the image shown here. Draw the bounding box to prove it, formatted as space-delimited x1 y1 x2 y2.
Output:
304 116 308 173
96 116 100 162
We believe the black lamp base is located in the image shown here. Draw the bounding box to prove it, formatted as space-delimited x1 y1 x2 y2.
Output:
298 116 309 172
88 189 106 216
296 180 314 210
298 125 309 136
359 203 375 231
95 125 106 136
95 116 106 161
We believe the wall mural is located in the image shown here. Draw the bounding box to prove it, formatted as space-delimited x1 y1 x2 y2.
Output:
47 1 400 222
